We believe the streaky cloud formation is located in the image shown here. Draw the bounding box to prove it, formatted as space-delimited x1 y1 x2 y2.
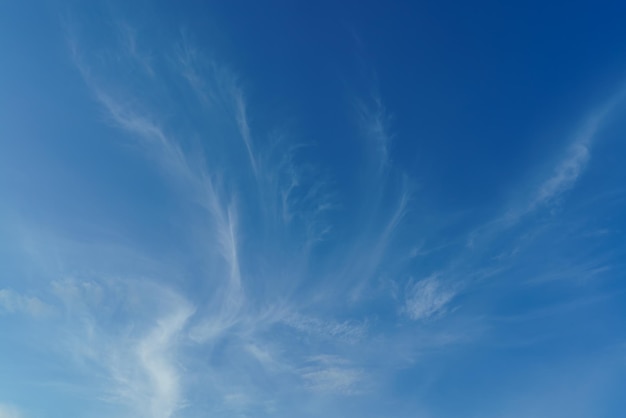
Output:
0 289 54 318
529 86 626 213
1 2 626 418
403 275 455 321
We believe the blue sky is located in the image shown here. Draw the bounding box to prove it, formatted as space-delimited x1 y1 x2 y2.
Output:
2 1 626 417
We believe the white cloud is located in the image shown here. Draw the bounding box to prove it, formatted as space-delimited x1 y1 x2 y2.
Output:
93 90 195 182
0 404 23 418
58 16 536 416
0 289 53 317
255 135 335 247
233 87 258 176
51 278 194 418
51 278 103 309
356 95 392 172
115 20 155 77
404 275 455 321
245 343 282 372
71 29 249 350
302 367 364 394
466 88 626 249
282 312 368 343
526 88 626 215
300 355 366 395
529 134 591 211
135 301 194 418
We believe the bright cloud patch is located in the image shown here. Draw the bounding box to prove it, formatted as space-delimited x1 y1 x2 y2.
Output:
404 276 455 321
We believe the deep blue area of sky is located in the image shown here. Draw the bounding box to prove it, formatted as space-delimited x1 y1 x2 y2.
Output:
192 0 626 208
4 0 626 215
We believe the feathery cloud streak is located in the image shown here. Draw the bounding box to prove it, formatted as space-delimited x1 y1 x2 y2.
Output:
1 9 624 418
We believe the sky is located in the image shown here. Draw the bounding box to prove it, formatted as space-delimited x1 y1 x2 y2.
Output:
2 1 626 417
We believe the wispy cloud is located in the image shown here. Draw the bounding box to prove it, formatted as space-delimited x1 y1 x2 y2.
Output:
299 355 367 395
233 87 258 176
91 89 194 181
135 301 194 418
0 289 54 317
531 142 590 209
116 20 155 77
40 13 626 418
52 278 194 418
282 312 368 343
342 97 414 302
521 88 626 218
69 23 251 351
403 275 455 321
0 403 24 418
461 87 626 282
355 95 392 172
